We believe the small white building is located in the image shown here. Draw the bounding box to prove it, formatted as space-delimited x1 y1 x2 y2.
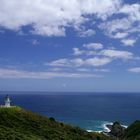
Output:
4 95 11 107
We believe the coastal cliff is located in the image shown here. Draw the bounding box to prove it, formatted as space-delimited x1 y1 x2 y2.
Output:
0 107 139 140
0 107 113 140
106 121 126 138
124 120 140 140
105 121 140 140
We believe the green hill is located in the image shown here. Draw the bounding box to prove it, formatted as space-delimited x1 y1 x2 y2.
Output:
123 120 140 140
0 107 114 140
105 121 140 140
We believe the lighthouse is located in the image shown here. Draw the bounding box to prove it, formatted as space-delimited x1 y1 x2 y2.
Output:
4 95 11 107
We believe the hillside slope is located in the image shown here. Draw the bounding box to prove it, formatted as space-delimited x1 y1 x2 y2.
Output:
123 120 140 140
0 107 114 140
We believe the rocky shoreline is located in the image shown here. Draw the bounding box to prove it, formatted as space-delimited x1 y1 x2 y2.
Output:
104 122 126 138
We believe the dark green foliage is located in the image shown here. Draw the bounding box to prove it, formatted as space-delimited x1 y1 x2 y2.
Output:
113 121 120 125
124 120 140 140
49 117 56 122
0 107 115 140
109 121 125 138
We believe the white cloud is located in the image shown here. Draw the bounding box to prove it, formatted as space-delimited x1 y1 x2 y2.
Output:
78 29 96 37
47 57 112 67
31 39 40 45
0 0 121 36
85 51 97 56
71 58 84 67
47 59 69 67
85 57 112 66
99 3 140 45
128 67 140 73
100 49 134 59
31 25 66 36
46 58 84 67
73 48 84 56
80 0 122 20
76 68 91 72
99 18 132 39
121 38 136 46
63 45 137 68
93 69 110 72
0 68 100 79
76 68 110 72
73 44 135 60
72 47 97 56
113 32 129 39
83 43 103 50
119 4 140 21
47 58 84 67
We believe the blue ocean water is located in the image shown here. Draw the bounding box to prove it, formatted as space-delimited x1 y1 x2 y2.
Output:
0 92 140 132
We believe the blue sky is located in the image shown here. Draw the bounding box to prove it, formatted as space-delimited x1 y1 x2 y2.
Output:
0 0 140 92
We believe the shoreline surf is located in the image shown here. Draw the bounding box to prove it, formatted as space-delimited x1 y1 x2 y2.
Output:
87 121 128 133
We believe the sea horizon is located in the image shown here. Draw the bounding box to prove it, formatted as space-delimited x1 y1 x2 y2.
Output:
0 91 140 95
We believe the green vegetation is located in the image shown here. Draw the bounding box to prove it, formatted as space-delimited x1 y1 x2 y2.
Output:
107 120 140 140
109 121 125 138
0 106 140 140
0 107 114 140
124 120 140 140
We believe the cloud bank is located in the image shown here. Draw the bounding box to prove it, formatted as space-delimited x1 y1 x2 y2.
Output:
0 0 121 36
0 68 101 79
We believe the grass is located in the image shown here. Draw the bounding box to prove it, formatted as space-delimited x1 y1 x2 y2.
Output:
124 120 140 140
0 107 114 140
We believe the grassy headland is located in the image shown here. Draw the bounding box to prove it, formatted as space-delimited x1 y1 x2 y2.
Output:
0 107 114 140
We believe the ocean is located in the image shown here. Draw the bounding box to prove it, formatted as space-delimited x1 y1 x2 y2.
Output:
0 92 140 132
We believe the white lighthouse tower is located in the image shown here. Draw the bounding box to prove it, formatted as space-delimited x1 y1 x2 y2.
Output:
4 95 11 107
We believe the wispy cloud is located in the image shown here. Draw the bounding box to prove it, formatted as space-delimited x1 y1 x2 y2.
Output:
128 67 140 73
93 69 110 72
121 39 136 47
100 49 134 60
73 43 103 56
48 42 138 68
0 68 101 79
77 29 96 37
31 39 40 45
72 43 136 60
99 18 131 39
84 57 112 66
76 68 110 73
73 48 85 56
83 43 103 50
46 57 112 67
99 3 140 46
